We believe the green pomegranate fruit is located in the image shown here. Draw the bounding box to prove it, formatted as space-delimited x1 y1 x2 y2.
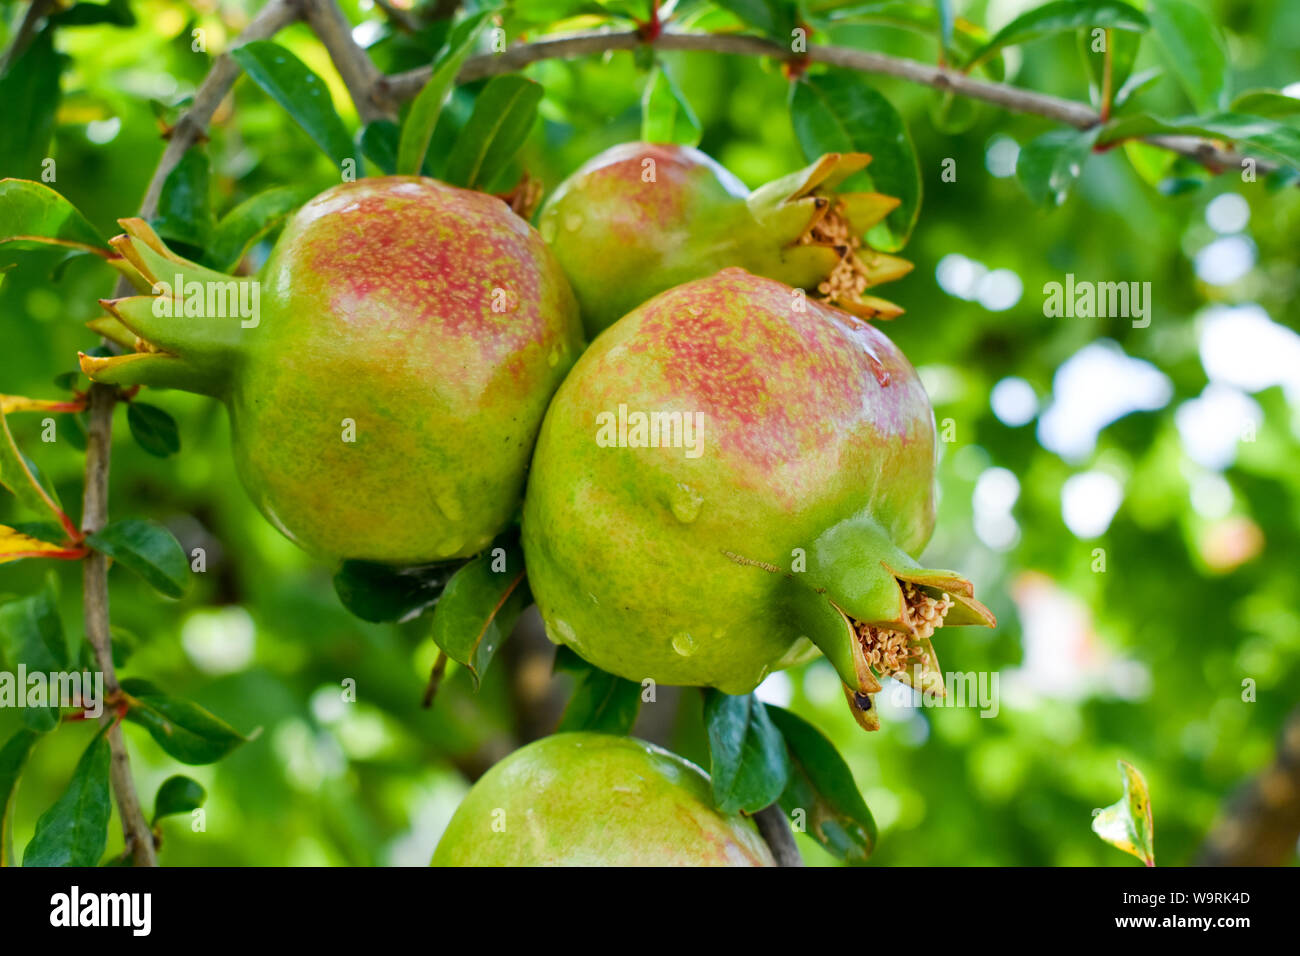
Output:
431 733 775 866
81 177 583 565
538 142 912 338
522 269 994 730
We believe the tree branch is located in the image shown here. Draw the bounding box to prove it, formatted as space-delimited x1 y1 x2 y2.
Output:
376 28 1266 177
298 0 395 123
754 804 805 867
0 0 57 74
133 0 302 223
80 383 158 867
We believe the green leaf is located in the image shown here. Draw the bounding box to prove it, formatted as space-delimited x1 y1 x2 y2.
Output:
1230 90 1300 120
1017 127 1099 207
768 705 876 864
126 402 181 458
152 775 206 823
934 0 954 51
790 70 921 251
230 41 357 169
1147 0 1228 115
641 63 702 147
430 531 530 688
1098 113 1300 171
713 0 798 39
0 586 69 733
396 10 494 177
0 30 63 181
554 647 642 735
1092 759 1155 865
1 729 40 867
444 74 543 190
333 558 464 623
360 120 402 175
204 184 312 272
0 409 66 526
965 0 1149 72
152 149 212 249
703 690 791 815
0 179 106 263
86 518 190 599
121 678 246 765
1078 26 1139 110
22 727 112 867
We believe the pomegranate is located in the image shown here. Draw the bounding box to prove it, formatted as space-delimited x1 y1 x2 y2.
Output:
521 269 993 729
537 142 911 337
81 177 583 565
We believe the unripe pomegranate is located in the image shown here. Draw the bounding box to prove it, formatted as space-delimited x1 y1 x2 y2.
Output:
81 177 583 565
431 733 775 866
521 269 993 729
537 142 912 337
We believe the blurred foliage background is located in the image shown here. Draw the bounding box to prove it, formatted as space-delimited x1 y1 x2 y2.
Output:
1 0 1298 866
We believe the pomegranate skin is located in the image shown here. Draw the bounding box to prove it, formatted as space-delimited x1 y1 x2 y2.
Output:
84 177 584 565
522 268 942 694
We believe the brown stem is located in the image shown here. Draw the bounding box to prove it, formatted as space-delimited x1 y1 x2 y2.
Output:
421 650 448 708
298 0 395 123
754 803 805 867
376 28 1272 178
133 0 302 223
0 0 57 74
80 383 158 866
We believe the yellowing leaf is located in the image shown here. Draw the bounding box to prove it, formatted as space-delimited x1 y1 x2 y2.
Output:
1092 759 1155 866
0 395 84 415
0 525 82 564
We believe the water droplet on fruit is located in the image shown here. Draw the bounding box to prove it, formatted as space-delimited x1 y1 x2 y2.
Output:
669 483 703 523
548 346 560 367
563 212 583 232
552 618 577 643
539 218 557 242
437 535 464 557
672 631 696 656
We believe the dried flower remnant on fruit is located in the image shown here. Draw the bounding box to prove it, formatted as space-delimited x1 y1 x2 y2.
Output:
798 200 907 320
853 583 952 676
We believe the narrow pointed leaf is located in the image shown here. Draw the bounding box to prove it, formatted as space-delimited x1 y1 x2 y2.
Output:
152 149 213 249
703 690 791 814
120 678 246 765
1 729 40 867
396 10 494 177
444 75 543 190
554 647 642 734
22 727 111 867
86 518 190 599
0 30 62 181
230 41 356 169
768 705 876 863
430 531 530 688
0 409 67 528
965 0 1149 71
641 63 702 147
1147 0 1228 115
0 526 81 564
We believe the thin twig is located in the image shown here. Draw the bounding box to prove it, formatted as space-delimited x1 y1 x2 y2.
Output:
80 383 158 866
0 0 57 74
754 804 805 867
377 28 1268 177
132 0 302 225
422 650 449 709
299 0 395 122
